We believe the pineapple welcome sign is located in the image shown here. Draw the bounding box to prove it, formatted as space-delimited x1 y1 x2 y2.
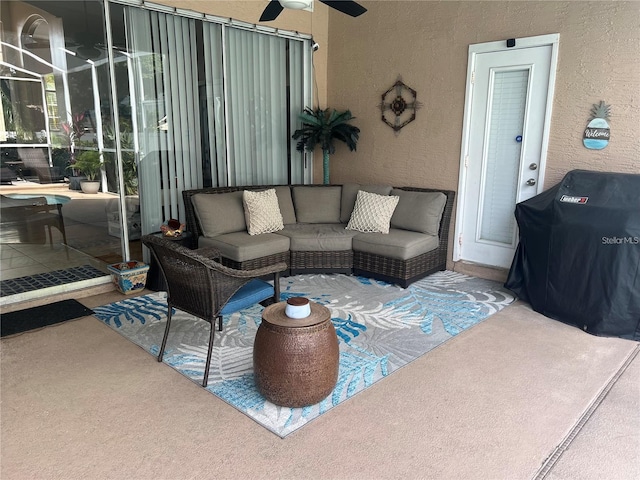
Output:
583 101 611 150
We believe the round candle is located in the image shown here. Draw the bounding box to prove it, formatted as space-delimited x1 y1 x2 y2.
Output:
285 297 311 319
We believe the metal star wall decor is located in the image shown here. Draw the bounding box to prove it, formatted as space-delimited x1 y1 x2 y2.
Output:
379 77 422 133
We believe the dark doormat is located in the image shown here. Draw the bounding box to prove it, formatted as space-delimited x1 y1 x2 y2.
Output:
0 265 106 297
1 299 94 337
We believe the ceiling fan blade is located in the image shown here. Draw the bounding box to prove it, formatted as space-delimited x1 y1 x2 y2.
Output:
260 0 285 21
319 0 367 17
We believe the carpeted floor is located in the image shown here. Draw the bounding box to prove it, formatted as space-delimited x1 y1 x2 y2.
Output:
2 291 638 479
93 271 515 437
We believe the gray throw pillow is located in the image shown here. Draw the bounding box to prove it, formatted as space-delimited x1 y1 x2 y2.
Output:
390 189 447 235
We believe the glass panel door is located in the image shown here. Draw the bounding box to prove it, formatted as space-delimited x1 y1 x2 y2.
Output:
0 0 122 298
479 68 529 245
0 0 312 300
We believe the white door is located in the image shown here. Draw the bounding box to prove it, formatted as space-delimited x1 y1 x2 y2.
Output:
455 34 559 269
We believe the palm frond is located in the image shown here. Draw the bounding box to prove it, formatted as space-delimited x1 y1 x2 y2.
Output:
293 108 359 152
292 107 360 182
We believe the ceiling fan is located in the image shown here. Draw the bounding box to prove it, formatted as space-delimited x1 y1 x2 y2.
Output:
260 0 367 22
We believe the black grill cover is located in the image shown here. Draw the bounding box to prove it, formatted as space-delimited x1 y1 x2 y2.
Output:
505 170 640 340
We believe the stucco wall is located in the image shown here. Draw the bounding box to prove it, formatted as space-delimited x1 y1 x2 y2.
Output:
326 1 640 189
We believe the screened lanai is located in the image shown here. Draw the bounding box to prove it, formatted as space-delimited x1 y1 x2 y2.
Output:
1 0 313 304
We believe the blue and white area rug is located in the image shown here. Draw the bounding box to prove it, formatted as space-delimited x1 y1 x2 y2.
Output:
93 272 515 437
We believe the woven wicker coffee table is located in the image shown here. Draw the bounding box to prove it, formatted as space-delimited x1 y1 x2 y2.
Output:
253 301 339 408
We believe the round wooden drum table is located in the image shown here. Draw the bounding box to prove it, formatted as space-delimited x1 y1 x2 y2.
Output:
253 301 339 408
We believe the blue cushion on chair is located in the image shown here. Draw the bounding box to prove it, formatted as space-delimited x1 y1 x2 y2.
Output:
220 279 274 315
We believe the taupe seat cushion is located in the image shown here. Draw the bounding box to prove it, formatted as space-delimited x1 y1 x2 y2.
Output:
278 224 359 251
390 189 447 236
274 186 297 225
198 231 290 262
192 191 246 237
352 229 439 260
292 186 342 223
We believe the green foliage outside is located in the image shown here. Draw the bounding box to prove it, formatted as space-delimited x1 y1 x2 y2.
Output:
74 150 102 181
104 122 138 196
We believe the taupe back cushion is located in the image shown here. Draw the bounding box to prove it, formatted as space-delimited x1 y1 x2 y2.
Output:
192 191 246 237
340 183 393 223
293 186 342 223
390 189 447 235
274 186 297 225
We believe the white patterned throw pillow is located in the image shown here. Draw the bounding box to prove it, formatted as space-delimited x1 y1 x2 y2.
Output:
242 189 284 235
346 190 400 234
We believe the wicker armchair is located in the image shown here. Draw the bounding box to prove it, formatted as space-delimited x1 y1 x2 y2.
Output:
141 234 287 387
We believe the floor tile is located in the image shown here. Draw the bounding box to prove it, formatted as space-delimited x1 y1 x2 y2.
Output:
0 256 41 269
0 264 51 281
0 246 22 259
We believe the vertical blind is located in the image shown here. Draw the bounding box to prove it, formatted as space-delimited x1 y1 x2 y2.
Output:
288 40 306 185
123 6 310 239
202 22 225 187
126 8 203 235
480 68 529 245
225 29 288 186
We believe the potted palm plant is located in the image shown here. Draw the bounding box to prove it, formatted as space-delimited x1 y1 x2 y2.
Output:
61 112 87 190
74 150 102 194
293 107 360 184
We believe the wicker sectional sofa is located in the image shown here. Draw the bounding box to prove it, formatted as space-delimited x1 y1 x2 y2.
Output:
183 184 455 288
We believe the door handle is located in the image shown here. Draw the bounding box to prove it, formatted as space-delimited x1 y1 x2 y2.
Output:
529 163 538 170
526 178 536 186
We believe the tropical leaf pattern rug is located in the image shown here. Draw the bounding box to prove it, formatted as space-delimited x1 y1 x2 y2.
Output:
93 271 515 437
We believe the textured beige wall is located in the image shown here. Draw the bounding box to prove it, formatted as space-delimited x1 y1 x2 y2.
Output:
326 1 640 190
